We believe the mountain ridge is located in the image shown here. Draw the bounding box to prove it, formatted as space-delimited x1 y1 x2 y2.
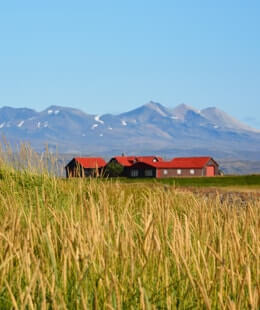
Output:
0 102 259 161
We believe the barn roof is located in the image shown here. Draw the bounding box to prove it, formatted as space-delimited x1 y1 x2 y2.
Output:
74 157 106 168
112 156 164 167
170 157 213 168
137 156 164 163
131 156 216 169
113 156 136 167
131 160 176 169
66 156 216 170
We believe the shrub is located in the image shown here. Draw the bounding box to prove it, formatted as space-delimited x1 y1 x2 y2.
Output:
105 161 124 177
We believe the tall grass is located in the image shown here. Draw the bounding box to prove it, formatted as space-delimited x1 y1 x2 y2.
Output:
0 144 259 308
0 139 64 176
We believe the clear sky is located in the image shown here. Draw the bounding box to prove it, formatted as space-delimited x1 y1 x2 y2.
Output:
0 1 260 128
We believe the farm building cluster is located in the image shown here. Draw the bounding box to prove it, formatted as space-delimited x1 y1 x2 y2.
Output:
65 155 219 178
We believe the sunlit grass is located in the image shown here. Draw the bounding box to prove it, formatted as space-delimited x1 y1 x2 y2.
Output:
0 143 259 308
0 167 258 308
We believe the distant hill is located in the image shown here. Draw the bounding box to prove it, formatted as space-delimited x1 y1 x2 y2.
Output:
0 102 259 168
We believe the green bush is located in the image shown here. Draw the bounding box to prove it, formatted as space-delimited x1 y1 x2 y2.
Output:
105 161 124 177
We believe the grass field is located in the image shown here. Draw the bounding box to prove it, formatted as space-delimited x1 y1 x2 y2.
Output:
120 174 260 188
0 160 259 309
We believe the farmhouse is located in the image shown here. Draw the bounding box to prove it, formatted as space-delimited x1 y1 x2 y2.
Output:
170 157 219 177
65 157 106 178
128 157 219 178
106 155 163 177
65 155 219 178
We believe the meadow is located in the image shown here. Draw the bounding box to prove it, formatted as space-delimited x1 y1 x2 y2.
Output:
0 146 259 309
120 174 260 188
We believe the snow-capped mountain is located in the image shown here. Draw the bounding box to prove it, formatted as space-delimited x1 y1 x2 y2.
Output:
0 102 259 159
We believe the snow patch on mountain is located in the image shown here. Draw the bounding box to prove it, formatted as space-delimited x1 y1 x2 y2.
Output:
94 115 104 124
91 124 98 130
17 121 24 127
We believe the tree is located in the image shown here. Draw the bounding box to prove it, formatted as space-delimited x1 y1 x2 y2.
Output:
105 162 124 177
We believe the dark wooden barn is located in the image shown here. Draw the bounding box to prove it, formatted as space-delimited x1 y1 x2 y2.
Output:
106 156 163 177
65 157 106 178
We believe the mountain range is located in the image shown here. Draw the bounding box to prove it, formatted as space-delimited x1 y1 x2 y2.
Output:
0 102 259 162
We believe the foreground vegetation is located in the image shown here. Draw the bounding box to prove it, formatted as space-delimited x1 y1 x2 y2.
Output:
0 163 259 309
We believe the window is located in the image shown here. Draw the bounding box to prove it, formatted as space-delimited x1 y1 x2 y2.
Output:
190 169 195 175
145 169 153 177
177 169 182 175
163 169 168 175
131 169 139 177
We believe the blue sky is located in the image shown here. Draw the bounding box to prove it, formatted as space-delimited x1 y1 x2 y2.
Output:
0 1 260 128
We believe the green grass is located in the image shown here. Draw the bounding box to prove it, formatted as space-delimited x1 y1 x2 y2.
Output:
117 174 260 188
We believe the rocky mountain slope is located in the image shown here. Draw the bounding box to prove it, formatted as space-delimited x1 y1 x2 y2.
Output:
0 102 259 161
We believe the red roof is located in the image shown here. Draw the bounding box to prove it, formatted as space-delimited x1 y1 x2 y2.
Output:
113 156 164 167
74 157 106 168
136 156 163 163
71 156 214 170
113 156 136 167
131 157 214 169
132 160 176 168
170 157 212 168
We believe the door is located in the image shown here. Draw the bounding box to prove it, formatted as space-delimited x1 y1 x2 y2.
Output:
206 166 215 176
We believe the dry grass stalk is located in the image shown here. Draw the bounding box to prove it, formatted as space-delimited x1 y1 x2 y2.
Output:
0 146 259 308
